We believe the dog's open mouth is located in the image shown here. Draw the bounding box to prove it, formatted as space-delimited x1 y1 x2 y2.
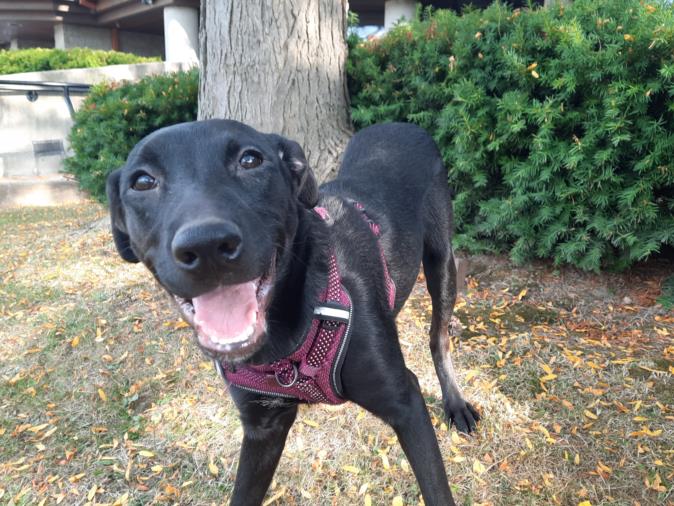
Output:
173 261 275 360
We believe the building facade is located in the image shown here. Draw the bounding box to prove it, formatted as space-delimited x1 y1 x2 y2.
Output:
0 0 199 62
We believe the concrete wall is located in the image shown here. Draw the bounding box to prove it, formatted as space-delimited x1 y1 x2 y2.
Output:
15 38 54 49
55 23 113 51
53 24 164 58
0 61 194 179
119 31 164 58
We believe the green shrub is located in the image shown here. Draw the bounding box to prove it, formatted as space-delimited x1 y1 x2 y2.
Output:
0 48 158 75
64 70 198 202
348 0 674 270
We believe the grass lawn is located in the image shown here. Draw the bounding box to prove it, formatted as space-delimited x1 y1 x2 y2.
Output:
0 203 672 506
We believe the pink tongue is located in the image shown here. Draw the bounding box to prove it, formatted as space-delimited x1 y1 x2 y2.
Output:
192 281 259 343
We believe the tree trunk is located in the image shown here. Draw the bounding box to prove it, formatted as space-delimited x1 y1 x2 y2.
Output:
198 0 353 182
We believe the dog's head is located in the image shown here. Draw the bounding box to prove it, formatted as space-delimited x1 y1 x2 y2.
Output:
106 120 318 361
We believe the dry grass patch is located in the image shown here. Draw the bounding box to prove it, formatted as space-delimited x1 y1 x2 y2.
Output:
0 204 672 506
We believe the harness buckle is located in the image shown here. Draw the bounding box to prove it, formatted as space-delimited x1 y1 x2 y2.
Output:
275 363 299 388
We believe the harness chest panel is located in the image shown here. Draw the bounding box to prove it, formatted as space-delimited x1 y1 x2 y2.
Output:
219 253 352 404
216 204 394 404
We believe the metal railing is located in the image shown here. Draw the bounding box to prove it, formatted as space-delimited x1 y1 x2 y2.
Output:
0 79 91 118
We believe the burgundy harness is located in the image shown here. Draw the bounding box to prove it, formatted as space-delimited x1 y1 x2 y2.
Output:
215 204 395 404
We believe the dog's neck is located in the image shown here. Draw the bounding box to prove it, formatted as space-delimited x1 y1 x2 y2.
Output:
248 205 330 364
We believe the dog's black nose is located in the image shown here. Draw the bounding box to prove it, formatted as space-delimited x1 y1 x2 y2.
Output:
172 220 243 270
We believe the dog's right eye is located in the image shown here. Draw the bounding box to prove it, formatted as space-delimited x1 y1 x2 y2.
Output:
131 173 157 191
239 151 263 169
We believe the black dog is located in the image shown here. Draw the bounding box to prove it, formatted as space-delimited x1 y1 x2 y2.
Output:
106 120 479 506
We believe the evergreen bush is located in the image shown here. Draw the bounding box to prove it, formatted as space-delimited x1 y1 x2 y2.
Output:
348 0 674 270
0 48 158 75
64 70 198 202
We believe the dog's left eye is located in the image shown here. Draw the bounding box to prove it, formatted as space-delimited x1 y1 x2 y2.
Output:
239 151 263 169
131 173 157 191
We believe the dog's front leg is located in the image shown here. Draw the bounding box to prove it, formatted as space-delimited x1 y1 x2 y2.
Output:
229 388 298 506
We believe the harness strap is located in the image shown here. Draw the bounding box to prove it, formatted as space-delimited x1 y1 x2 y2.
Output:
352 201 396 309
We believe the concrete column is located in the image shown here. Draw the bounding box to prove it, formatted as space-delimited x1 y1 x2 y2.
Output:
384 0 416 29
10 37 18 50
54 24 65 49
163 6 198 63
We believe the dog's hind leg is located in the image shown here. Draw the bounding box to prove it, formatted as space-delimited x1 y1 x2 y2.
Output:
228 388 298 506
422 184 480 434
345 355 458 506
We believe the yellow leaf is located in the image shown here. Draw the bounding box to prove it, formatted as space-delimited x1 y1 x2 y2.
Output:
392 497 404 506
303 419 319 428
644 427 662 437
464 369 480 382
379 451 390 470
69 473 85 483
364 494 372 506
597 461 612 473
27 423 49 433
574 453 580 465
531 70 540 79
87 484 97 501
624 34 635 42
98 388 107 402
113 492 129 506
473 458 486 474
174 320 190 329
70 334 80 348
583 410 598 420
578 501 592 506
208 461 219 476
517 288 528 300
451 431 464 444
342 465 360 474
139 450 155 458
151 465 163 473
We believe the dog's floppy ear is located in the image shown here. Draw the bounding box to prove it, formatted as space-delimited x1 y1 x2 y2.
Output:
271 135 319 208
106 169 139 263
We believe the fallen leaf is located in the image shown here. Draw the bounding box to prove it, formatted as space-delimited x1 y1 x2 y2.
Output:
209 460 219 476
473 458 486 474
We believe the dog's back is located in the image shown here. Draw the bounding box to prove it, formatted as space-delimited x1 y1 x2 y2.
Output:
327 122 445 211
320 122 452 314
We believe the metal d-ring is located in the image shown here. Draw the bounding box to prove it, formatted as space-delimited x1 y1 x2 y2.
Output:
275 363 299 388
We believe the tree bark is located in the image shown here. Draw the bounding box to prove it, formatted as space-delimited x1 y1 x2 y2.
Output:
198 0 353 182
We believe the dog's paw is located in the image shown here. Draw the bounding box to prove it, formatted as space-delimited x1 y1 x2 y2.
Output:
444 399 481 434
